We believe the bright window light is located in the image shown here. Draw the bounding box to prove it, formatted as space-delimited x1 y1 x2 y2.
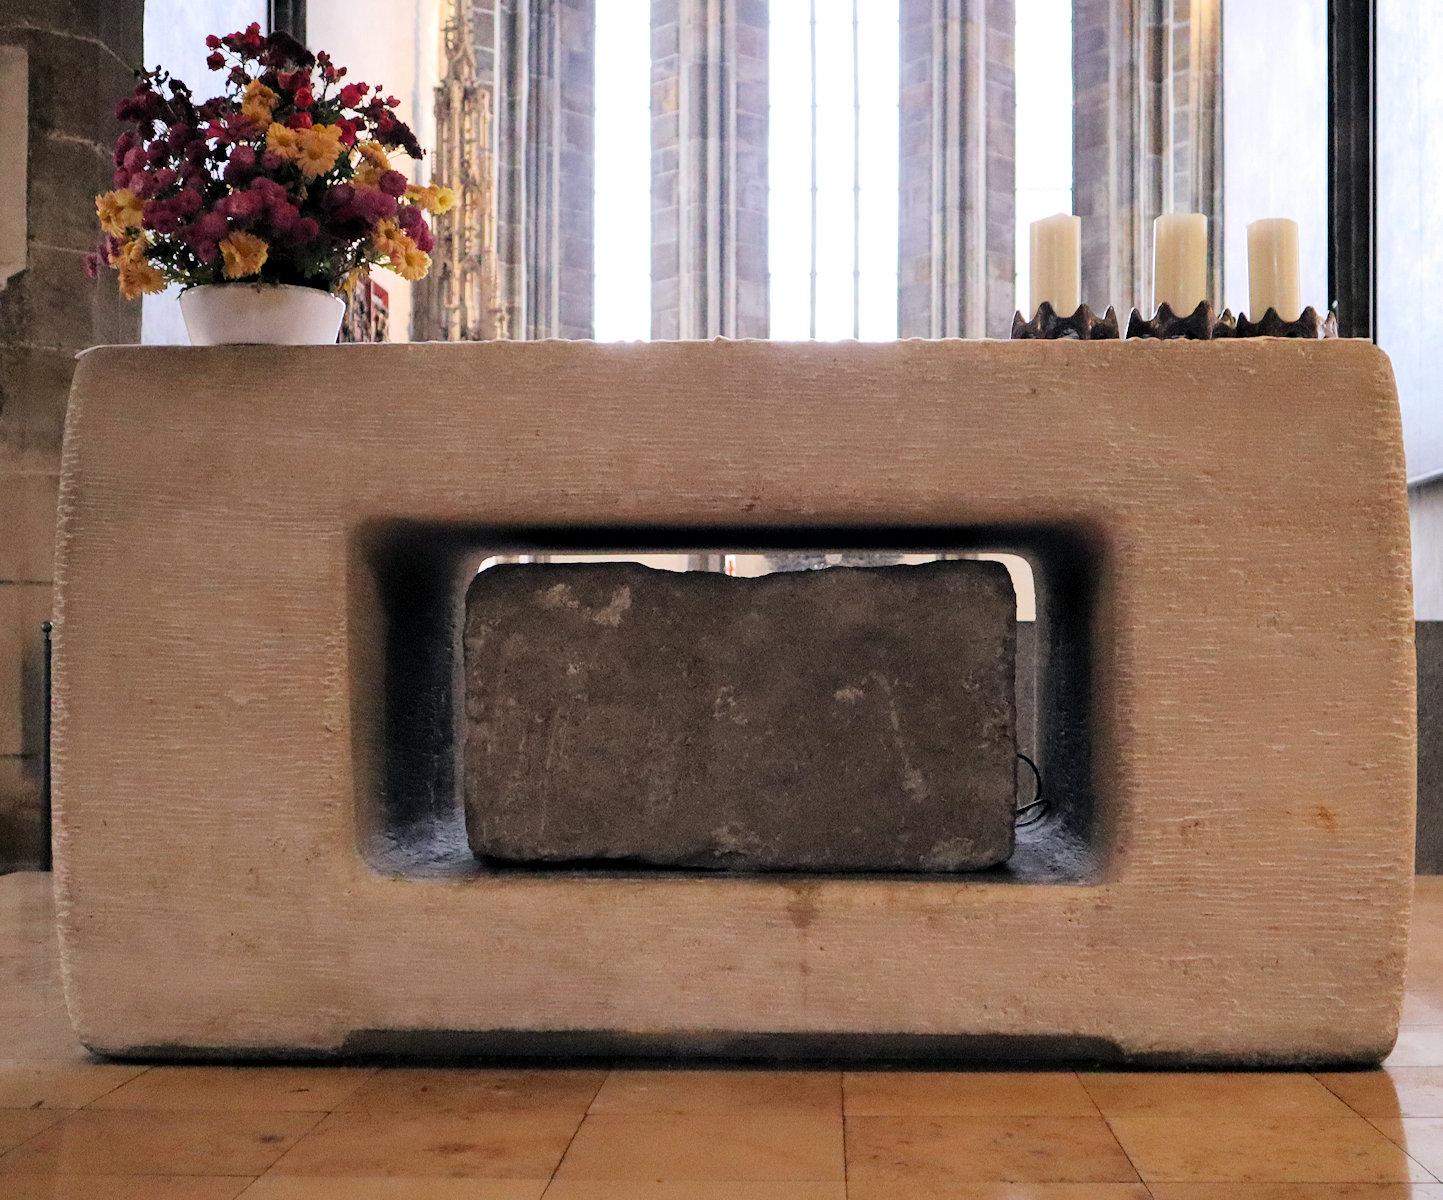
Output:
594 0 651 340
1014 1 1074 314
770 1 899 340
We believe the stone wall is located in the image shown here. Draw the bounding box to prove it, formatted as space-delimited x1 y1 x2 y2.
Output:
898 0 1015 339
0 0 145 869
492 0 596 339
1072 0 1220 315
650 0 768 340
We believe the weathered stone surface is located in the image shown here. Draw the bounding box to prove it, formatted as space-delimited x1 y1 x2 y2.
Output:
463 560 1017 872
52 340 1413 1063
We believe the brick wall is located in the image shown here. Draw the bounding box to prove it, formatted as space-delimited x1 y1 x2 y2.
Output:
0 0 145 869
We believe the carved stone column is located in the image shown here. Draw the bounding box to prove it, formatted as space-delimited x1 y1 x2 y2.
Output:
414 0 506 341
650 0 769 340
898 0 1016 339
1073 0 1221 314
493 0 595 339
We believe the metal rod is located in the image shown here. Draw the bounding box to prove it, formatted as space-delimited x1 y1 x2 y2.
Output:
809 0 818 340
852 0 861 340
1327 0 1376 340
40 620 51 872
267 0 307 41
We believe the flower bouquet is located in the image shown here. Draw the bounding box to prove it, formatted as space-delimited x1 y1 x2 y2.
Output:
89 23 453 343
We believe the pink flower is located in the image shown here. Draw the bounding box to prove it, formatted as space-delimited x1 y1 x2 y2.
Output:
153 167 178 191
206 52 224 71
378 170 408 197
287 217 320 245
261 152 282 170
173 189 203 215
268 200 299 234
352 187 397 221
294 86 314 108
205 34 222 49
166 124 193 151
339 83 365 107
195 211 229 241
123 148 146 172
144 203 183 234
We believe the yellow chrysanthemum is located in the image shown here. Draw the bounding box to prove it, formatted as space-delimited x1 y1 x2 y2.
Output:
241 80 279 125
396 244 431 282
356 141 390 170
403 184 456 215
295 124 344 180
266 122 302 162
371 219 406 261
353 163 385 191
96 188 144 237
219 230 269 279
107 237 143 267
112 239 165 299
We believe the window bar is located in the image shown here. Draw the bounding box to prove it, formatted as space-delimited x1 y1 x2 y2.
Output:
809 0 818 340
1327 0 1376 340
852 0 861 340
268 0 307 40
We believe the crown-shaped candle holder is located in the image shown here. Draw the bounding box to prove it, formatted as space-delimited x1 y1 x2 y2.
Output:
1126 301 1216 340
1010 302 1121 340
1211 306 1338 339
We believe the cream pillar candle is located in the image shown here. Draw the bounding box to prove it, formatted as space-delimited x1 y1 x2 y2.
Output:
1247 218 1302 322
1030 214 1081 317
1153 213 1207 314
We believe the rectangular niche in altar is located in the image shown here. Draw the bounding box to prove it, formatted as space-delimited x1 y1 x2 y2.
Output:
360 525 1097 886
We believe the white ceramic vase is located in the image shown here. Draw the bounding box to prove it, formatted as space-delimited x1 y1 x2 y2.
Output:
179 282 346 346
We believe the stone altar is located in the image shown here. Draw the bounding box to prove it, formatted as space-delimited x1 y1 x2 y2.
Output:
52 338 1414 1063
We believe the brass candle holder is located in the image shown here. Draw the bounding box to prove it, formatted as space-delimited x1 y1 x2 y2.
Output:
1010 302 1121 340
1126 301 1216 340
1212 306 1338 339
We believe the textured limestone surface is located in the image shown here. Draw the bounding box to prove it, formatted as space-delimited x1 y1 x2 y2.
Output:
53 339 1414 1063
463 559 1017 872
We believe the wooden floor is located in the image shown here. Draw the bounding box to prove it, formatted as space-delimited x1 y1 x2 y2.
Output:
3 873 1443 1197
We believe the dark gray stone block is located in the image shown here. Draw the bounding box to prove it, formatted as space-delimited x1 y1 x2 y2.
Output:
463 560 1017 872
1418 621 1443 872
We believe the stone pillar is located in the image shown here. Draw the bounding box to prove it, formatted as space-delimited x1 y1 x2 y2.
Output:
268 0 308 38
898 0 1015 339
0 0 145 868
650 0 768 340
493 0 595 339
1164 0 1222 304
1072 0 1220 314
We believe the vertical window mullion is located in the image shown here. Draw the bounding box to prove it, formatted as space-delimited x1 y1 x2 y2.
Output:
852 0 861 339
809 0 819 340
